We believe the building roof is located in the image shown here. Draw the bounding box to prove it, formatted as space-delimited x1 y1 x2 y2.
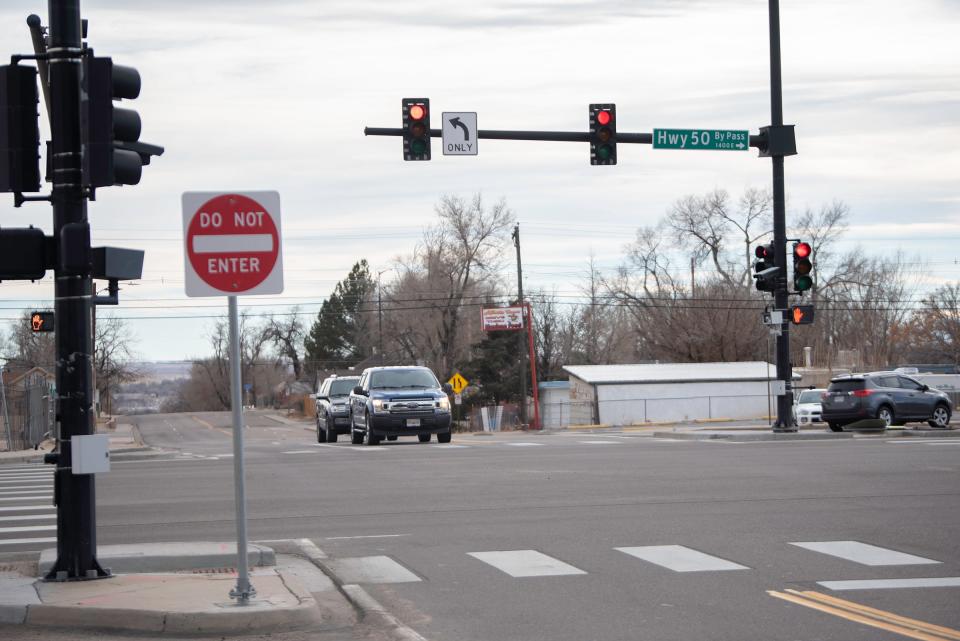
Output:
563 362 800 384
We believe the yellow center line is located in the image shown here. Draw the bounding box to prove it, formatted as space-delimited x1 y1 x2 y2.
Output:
768 590 960 641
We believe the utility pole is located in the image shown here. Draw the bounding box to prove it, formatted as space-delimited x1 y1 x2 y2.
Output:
766 0 797 431
512 224 527 427
45 0 107 579
377 269 388 365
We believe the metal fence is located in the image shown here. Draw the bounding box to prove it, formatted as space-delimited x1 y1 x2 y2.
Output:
1 378 56 451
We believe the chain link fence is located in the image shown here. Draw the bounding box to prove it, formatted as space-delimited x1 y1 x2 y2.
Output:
1 377 56 451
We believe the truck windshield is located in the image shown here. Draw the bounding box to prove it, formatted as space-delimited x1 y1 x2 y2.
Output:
329 379 358 396
370 369 439 390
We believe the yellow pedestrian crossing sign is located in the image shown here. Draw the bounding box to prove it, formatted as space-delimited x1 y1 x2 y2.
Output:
448 372 469 395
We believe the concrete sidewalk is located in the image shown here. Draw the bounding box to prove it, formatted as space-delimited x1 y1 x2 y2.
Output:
0 420 150 466
0 539 360 637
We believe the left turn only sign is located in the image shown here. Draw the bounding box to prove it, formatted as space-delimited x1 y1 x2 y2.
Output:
442 112 478 156
182 191 284 297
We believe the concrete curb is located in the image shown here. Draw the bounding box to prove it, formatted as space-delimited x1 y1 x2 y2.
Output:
39 541 276 575
653 430 854 441
288 538 431 641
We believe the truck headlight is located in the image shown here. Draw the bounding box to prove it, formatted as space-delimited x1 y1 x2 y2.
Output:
437 396 450 411
372 399 389 413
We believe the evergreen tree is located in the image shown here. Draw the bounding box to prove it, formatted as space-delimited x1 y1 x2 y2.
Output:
304 260 375 372
462 330 520 405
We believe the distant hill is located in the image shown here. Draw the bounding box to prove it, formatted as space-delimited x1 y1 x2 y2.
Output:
127 361 193 383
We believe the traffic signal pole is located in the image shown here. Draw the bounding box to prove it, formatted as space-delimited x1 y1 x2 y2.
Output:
45 0 108 579
767 0 796 432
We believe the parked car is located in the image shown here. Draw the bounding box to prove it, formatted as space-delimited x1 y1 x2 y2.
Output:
348 366 452 446
313 375 359 443
821 372 953 432
793 388 825 426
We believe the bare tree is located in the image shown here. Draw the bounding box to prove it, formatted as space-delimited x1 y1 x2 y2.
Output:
263 309 305 379
93 315 138 415
385 194 515 374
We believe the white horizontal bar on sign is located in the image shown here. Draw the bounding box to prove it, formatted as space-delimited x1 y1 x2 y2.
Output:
192 234 273 253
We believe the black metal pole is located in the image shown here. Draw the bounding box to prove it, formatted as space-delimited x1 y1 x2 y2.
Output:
768 0 796 431
512 224 527 427
45 0 107 580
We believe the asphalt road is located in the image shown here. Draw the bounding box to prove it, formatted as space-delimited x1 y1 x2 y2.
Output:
13 412 960 641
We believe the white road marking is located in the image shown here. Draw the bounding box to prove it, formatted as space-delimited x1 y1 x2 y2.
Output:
505 442 543 447
325 534 411 540
431 444 469 449
0 514 55 522
0 536 56 546
818 577 960 590
0 496 51 502
282 450 316 454
790 541 940 566
0 489 52 495
345 447 389 452
0 505 51 512
325 556 421 584
0 473 53 480
468 550 587 577
885 439 960 444
579 440 617 445
0 525 56 534
616 545 749 572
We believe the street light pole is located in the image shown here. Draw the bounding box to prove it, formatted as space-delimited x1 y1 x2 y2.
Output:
377 269 389 365
512 224 527 427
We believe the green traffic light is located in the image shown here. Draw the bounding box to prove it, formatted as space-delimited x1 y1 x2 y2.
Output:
795 275 813 291
411 139 427 155
597 144 613 161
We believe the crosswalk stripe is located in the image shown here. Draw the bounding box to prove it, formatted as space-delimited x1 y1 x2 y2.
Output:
0 473 53 479
0 525 56 534
505 443 543 447
615 545 749 572
579 440 617 445
0 514 55 522
0 505 51 512
325 556 421 584
818 577 960 591
0 536 56 546
468 550 587 577
0 496 51 502
0 489 52 495
790 541 940 566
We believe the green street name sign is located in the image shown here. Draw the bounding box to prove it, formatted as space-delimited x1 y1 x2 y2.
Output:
653 128 749 151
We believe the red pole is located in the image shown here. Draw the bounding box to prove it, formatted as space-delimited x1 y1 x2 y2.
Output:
525 303 540 430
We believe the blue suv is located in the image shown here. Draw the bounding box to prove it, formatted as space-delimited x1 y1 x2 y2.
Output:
821 372 953 431
349 366 453 446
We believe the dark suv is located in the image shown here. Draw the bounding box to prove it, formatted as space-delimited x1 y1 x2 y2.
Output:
821 372 953 431
314 375 360 443
349 366 452 446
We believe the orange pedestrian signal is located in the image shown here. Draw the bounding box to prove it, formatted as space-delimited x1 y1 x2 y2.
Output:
30 311 54 333
790 305 814 325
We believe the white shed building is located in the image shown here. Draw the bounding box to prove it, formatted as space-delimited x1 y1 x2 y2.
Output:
562 362 795 426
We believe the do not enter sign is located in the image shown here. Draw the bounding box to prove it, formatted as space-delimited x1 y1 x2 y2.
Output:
182 191 284 297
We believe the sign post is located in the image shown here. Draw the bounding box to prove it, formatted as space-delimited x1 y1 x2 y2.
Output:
182 191 283 603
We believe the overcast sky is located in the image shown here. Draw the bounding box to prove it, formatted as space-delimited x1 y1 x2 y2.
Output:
1 0 959 362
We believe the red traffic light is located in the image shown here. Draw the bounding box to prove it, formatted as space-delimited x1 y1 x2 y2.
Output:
597 110 612 126
755 244 772 259
794 242 811 259
409 104 426 120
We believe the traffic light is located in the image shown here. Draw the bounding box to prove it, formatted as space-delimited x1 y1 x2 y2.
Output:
402 98 431 161
793 241 813 292
589 103 616 165
81 55 163 188
0 226 51 280
753 243 777 292
30 311 54 333
0 64 41 193
790 304 815 325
